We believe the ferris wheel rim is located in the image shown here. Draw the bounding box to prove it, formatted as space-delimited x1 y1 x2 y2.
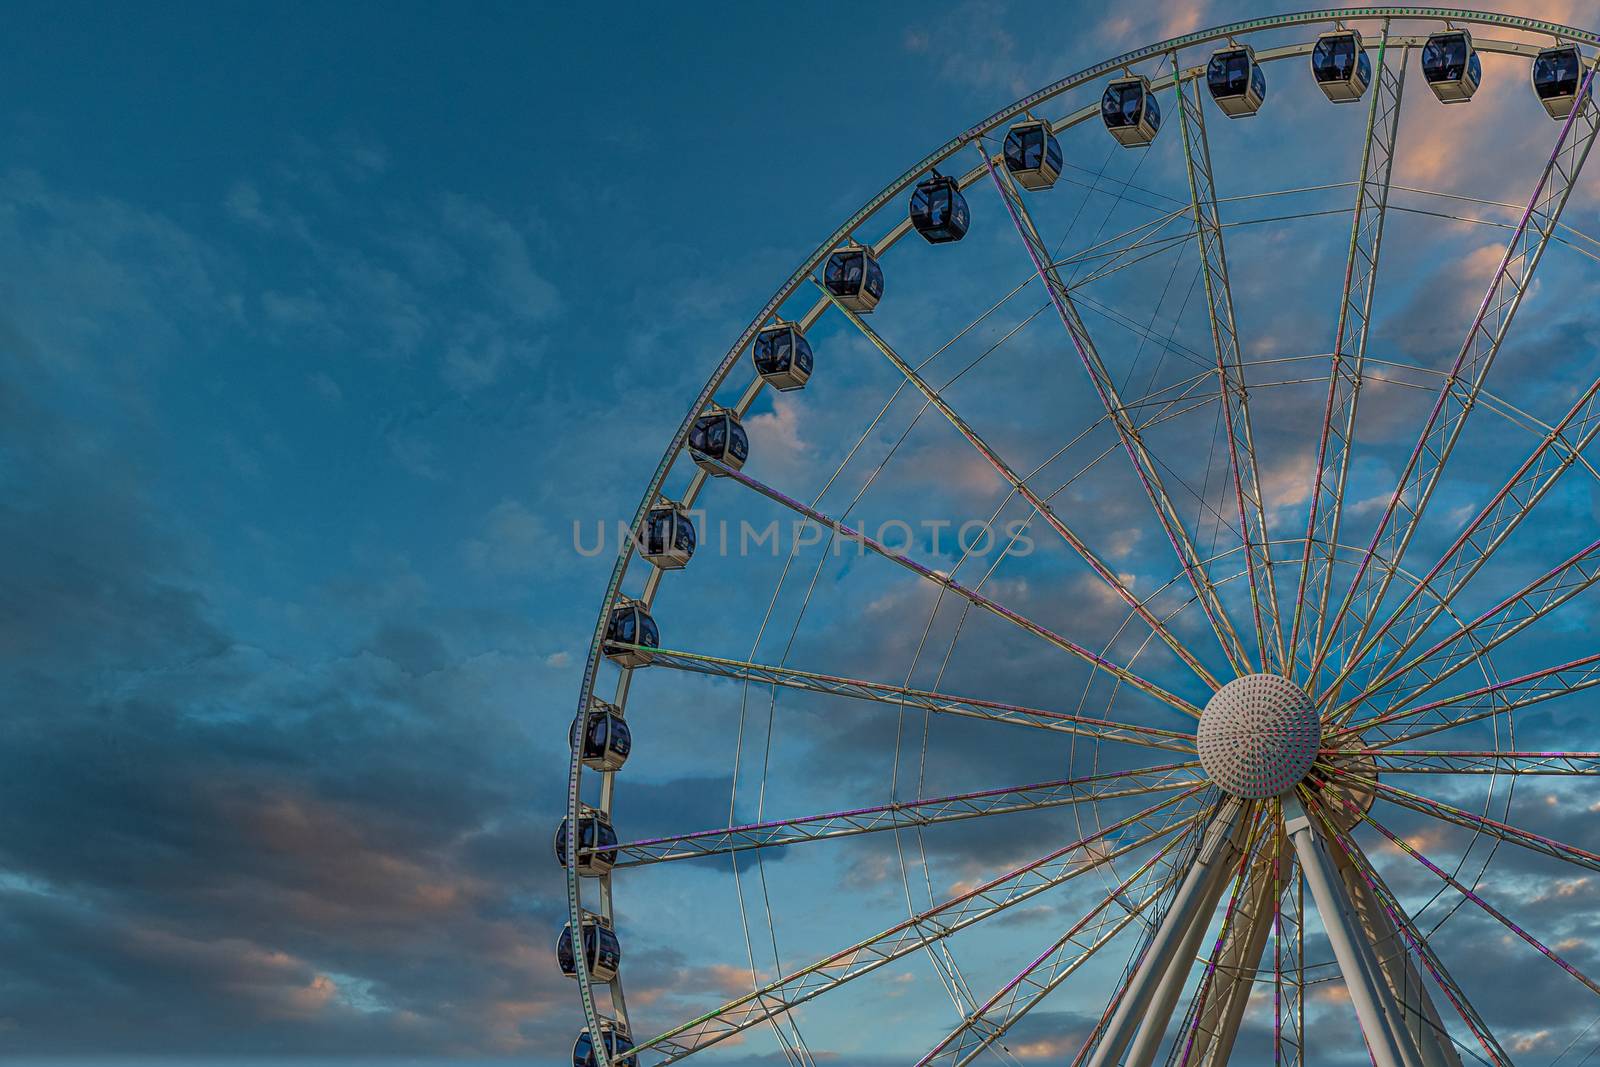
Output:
564 8 1600 1064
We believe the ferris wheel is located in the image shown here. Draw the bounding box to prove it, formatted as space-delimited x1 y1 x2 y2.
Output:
560 8 1600 1066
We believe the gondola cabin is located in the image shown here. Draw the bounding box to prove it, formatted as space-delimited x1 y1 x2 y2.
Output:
824 245 885 312
553 805 619 877
1312 29 1371 102
1102 75 1161 146
603 598 658 668
1207 46 1267 117
571 697 631 772
637 498 696 570
1003 119 1063 190
1533 45 1590 119
558 915 622 983
909 173 970 243
574 1019 638 1067
1422 30 1481 103
752 321 813 391
688 405 749 475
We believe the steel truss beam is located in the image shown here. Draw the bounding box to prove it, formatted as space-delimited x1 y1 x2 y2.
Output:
1329 375 1600 711
629 789 1210 1062
600 762 1202 867
1328 767 1600 874
1085 798 1249 1067
1305 806 1504 1062
1191 841 1287 1066
1326 793 1600 1001
1348 749 1600 775
1313 801 1507 1065
980 144 1253 677
1338 649 1600 746
1293 32 1408 681
817 283 1221 691
1339 536 1600 721
623 644 1197 750
914 827 1196 1066
1284 793 1423 1067
1172 55 1283 675
1165 809 1269 1067
690 452 1203 716
1310 65 1600 689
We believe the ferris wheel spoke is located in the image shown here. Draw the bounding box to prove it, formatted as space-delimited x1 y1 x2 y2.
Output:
1335 537 1600 721
814 287 1222 692
623 644 1197 749
1311 798 1508 1066
628 787 1210 1064
1336 650 1600 747
1324 792 1600 1003
915 828 1193 1067
1292 33 1408 680
1327 375 1600 710
978 145 1254 679
1331 768 1600 876
1171 55 1284 678
1348 749 1600 776
1308 66 1600 685
692 452 1204 716
602 762 1203 868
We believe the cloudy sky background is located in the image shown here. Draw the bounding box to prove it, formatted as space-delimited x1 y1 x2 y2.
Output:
7 1 1600 1064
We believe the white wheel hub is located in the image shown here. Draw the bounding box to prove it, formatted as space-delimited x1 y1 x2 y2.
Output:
1197 673 1321 799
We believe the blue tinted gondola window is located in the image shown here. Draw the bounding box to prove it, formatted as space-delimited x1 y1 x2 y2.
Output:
1423 35 1469 82
913 182 950 225
1535 49 1581 99
1208 51 1252 96
754 328 794 373
1102 83 1146 127
674 518 696 554
825 250 865 293
727 422 749 463
1314 37 1358 82
1005 125 1043 168
636 612 659 649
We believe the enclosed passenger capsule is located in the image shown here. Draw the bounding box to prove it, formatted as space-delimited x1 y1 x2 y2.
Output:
603 598 658 668
554 805 619 877
1102 75 1161 146
558 915 622 983
752 321 813 391
1207 46 1267 117
1422 30 1481 103
1003 119 1063 190
574 1019 637 1067
571 697 632 772
688 405 749 475
637 499 696 570
909 173 970 244
1313 29 1371 102
1533 45 1590 119
824 245 885 312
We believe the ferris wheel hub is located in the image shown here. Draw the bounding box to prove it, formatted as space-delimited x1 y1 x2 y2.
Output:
1197 673 1321 799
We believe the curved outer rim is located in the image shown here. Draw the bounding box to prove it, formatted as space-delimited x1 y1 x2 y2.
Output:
564 8 1600 1061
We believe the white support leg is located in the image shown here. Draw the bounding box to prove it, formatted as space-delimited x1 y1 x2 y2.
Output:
1339 854 1462 1067
1283 795 1421 1067
1087 799 1247 1067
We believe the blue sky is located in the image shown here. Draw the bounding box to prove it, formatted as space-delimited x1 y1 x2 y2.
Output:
6 1 1600 1064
